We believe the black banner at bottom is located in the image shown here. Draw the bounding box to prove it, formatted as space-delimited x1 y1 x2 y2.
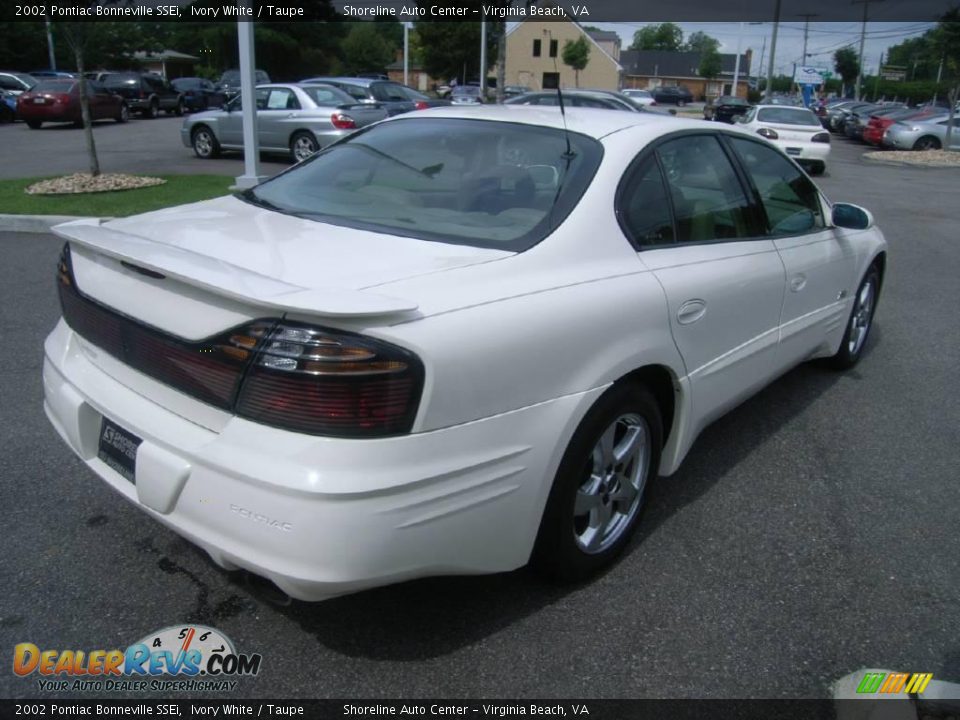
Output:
0 699 924 720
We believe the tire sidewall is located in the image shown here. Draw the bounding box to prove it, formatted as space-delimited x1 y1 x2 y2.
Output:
831 266 881 369
533 383 663 581
192 126 217 158
291 131 318 162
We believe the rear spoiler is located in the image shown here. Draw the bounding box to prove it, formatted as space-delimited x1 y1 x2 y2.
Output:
53 218 419 319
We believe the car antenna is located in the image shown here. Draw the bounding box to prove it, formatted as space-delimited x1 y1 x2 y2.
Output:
552 55 575 159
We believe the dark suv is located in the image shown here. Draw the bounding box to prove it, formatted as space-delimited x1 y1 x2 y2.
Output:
652 85 694 106
101 72 183 118
300 76 450 116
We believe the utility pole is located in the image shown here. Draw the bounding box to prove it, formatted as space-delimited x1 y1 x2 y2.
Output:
732 22 743 97
852 0 883 101
44 18 56 71
480 19 487 98
765 0 782 102
756 34 766 92
797 13 819 62
403 23 409 87
873 51 883 99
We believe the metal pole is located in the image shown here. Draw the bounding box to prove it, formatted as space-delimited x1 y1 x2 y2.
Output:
403 23 409 86
45 18 56 71
797 14 819 62
757 34 766 91
732 22 742 97
854 0 869 101
234 14 263 189
480 20 487 98
765 0 781 102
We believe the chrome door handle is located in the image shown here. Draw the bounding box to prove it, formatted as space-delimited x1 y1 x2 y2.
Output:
677 299 707 325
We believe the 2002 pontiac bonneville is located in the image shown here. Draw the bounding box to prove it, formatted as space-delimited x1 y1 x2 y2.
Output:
43 106 886 600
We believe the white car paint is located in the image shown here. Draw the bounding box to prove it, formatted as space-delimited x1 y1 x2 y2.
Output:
737 104 831 171
43 106 886 600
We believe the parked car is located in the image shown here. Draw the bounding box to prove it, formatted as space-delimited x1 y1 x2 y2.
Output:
843 105 888 141
505 89 642 112
45 106 886 601
0 89 16 122
704 95 751 123
451 85 483 105
621 88 656 107
651 85 694 106
862 107 940 146
826 102 874 133
171 77 226 113
300 76 450 115
883 115 960 151
17 79 129 128
736 104 830 174
502 85 531 99
182 83 388 162
101 72 183 118
217 69 271 100
29 70 75 79
0 71 37 96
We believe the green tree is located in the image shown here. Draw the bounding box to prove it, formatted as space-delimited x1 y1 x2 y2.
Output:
415 15 496 84
562 36 590 87
931 8 960 149
630 23 683 52
886 32 938 80
698 47 722 82
834 47 860 96
341 23 395 74
684 31 720 55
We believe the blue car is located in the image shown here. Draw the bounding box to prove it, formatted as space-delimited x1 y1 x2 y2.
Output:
0 89 16 122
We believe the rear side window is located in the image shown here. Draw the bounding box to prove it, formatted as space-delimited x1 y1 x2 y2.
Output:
729 137 824 236
655 135 755 243
618 155 675 247
373 83 409 102
336 83 370 101
756 107 820 126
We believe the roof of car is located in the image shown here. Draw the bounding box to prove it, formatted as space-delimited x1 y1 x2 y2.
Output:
385 104 700 140
302 76 383 87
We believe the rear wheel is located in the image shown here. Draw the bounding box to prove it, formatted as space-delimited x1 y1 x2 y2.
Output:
26 120 42 129
913 135 941 151
676 99 686 107
532 383 662 582
172 99 185 117
116 103 129 123
808 161 826 176
191 126 220 159
827 265 880 370
144 98 159 119
290 131 319 162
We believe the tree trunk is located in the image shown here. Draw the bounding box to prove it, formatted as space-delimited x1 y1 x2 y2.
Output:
574 69 580 88
74 44 99 177
496 21 505 104
947 84 958 152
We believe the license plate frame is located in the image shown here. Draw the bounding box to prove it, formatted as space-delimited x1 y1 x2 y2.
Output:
97 417 142 484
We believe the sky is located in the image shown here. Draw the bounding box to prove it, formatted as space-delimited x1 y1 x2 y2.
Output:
589 22 937 76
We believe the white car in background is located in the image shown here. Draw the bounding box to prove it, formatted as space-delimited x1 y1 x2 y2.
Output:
621 88 657 107
737 104 832 175
44 107 886 601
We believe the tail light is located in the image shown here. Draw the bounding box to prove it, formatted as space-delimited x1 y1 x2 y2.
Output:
414 100 430 110
757 127 779 140
812 132 830 143
236 322 423 437
330 112 356 129
57 244 423 437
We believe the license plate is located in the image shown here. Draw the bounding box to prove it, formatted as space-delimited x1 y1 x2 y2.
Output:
98 417 141 484
786 147 801 156
33 98 46 104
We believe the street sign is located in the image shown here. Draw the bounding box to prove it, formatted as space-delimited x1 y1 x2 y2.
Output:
880 66 907 81
794 65 829 84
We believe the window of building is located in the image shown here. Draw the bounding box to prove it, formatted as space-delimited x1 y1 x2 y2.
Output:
533 39 542 57
549 39 558 57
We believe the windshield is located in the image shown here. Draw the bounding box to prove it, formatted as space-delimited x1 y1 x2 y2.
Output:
103 73 139 86
173 78 202 90
453 86 481 96
35 80 75 93
220 71 240 85
757 107 820 126
244 118 603 251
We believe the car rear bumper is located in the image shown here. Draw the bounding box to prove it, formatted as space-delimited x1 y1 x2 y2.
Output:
43 319 594 601
774 141 830 163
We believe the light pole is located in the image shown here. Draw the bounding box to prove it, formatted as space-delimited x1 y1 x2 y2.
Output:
403 22 409 87
480 19 487 97
732 22 742 97
765 0 782 102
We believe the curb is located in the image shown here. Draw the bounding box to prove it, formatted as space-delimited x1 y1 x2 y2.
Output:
0 214 96 234
861 153 960 169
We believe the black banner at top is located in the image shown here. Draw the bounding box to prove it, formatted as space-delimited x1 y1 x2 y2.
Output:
1 0 956 23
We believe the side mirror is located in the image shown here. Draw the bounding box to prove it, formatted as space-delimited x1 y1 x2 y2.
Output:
832 203 873 230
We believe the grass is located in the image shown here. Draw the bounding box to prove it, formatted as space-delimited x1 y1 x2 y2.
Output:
0 174 235 217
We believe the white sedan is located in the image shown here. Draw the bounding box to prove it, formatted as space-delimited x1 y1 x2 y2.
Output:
621 88 657 107
736 104 832 175
44 106 886 600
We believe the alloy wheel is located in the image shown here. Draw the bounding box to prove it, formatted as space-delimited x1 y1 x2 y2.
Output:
847 276 875 357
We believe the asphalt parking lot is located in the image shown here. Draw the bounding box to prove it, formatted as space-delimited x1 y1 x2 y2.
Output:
1 133 959 700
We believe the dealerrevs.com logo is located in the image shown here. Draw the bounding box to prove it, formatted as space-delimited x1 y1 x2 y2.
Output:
13 625 262 693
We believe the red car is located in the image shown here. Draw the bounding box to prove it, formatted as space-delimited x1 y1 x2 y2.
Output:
862 107 937 146
17 79 129 129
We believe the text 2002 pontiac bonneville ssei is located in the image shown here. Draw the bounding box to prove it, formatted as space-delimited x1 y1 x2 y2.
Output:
43 106 886 600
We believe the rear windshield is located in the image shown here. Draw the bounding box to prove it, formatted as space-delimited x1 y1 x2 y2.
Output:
35 80 75 92
103 74 139 86
172 78 202 89
757 107 820 126
301 84 354 106
244 118 604 251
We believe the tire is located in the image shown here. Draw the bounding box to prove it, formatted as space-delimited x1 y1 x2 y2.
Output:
144 99 159 119
827 265 881 370
191 126 220 159
290 130 319 162
532 382 663 582
913 135 941 151
26 120 42 129
808 161 826 176
677 99 686 107
116 103 129 123
173 99 185 117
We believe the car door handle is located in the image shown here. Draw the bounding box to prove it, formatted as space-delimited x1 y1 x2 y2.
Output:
790 274 808 292
677 299 707 325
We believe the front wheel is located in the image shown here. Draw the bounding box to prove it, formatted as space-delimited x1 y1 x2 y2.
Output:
532 383 662 582
191 126 220 159
26 120 42 129
144 99 159 119
676 99 686 107
173 99 185 117
116 103 129 123
290 131 319 162
913 136 941 151
827 266 880 369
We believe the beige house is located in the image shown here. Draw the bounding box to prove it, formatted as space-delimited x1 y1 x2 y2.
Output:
502 20 622 91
